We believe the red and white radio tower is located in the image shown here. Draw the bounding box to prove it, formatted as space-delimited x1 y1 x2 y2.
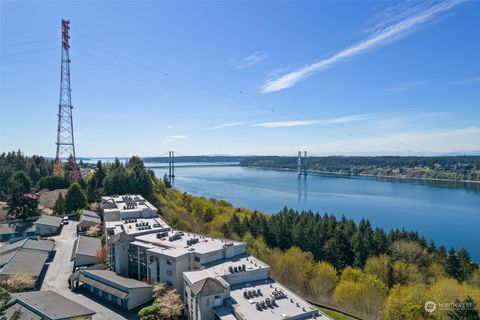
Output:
54 19 78 180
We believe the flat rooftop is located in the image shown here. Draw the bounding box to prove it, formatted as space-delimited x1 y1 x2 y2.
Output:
183 253 270 284
135 230 245 256
101 194 157 213
106 217 170 236
228 279 326 320
202 253 269 277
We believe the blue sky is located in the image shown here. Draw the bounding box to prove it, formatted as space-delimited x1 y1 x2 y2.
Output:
1 0 479 157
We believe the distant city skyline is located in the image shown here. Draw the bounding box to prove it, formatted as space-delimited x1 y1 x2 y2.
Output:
1 1 479 157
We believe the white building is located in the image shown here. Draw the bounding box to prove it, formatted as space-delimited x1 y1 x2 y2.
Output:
101 195 158 221
100 195 329 320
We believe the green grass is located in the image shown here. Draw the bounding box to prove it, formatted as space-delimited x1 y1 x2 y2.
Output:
319 307 355 320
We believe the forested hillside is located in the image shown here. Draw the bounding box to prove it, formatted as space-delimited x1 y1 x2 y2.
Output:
240 156 480 182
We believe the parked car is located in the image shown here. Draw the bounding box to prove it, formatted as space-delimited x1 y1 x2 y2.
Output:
74 266 87 272
63 216 69 225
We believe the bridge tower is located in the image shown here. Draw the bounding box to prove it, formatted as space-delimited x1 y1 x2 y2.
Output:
168 151 175 185
297 151 308 176
297 151 302 175
303 151 308 176
54 19 78 180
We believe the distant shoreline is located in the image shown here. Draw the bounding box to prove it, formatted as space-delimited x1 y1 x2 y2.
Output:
243 165 480 184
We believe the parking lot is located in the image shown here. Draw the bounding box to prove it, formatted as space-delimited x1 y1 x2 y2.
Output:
41 219 138 319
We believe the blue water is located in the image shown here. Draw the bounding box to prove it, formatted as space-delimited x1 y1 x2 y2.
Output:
152 165 480 261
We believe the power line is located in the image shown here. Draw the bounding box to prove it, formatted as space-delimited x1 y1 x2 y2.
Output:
0 55 57 66
72 34 357 139
0 37 57 48
0 27 56 37
0 47 60 58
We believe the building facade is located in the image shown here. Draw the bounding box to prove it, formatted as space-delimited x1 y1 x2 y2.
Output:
101 195 328 320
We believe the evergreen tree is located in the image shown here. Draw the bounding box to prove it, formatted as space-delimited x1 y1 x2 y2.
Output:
94 160 106 187
7 171 38 220
447 297 480 320
444 247 463 281
457 248 475 280
53 193 66 215
104 166 132 195
65 182 88 213
87 177 97 203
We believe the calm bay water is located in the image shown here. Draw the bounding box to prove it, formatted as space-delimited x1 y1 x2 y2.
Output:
151 165 480 261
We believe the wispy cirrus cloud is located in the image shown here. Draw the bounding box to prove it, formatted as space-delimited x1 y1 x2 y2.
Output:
210 122 246 129
161 135 188 143
451 75 480 85
235 51 269 69
381 80 428 93
261 0 463 93
254 115 367 128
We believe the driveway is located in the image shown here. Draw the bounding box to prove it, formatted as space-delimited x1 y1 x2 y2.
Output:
41 220 138 319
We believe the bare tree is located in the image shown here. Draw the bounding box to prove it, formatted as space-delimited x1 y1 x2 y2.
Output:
4 273 35 292
86 224 101 237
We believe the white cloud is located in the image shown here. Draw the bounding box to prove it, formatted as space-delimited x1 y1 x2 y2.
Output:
161 135 188 143
210 121 246 129
254 115 366 128
452 75 480 85
308 127 480 155
261 0 463 93
382 80 427 93
235 51 269 69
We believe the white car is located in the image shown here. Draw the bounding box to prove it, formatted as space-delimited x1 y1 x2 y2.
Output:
63 216 69 225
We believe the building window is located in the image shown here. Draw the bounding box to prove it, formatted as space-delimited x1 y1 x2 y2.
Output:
166 270 173 276
194 257 200 262
167 259 172 265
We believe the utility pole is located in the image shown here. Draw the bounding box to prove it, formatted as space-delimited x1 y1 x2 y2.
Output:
54 19 78 180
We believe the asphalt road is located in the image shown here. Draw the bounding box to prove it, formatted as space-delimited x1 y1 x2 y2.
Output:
41 220 137 319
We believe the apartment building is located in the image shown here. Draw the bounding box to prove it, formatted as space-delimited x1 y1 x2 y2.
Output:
100 195 328 320
101 194 158 221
